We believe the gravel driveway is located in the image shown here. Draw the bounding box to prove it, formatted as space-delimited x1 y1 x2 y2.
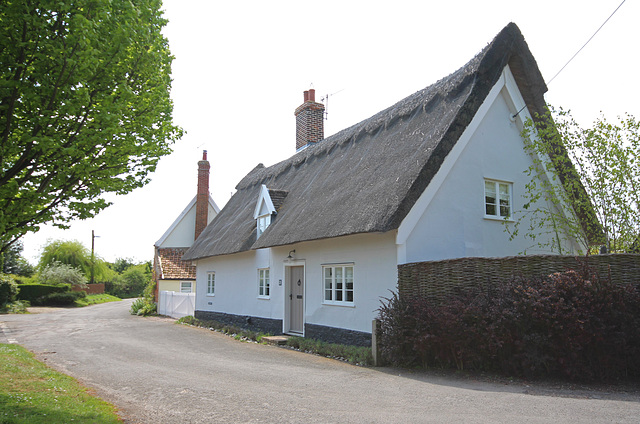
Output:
1 299 638 423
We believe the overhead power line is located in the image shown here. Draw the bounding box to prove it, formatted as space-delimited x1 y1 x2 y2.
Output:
547 0 626 86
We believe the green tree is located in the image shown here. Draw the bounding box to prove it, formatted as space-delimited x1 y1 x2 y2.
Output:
508 107 637 253
1 240 35 276
39 239 114 283
108 263 150 298
0 0 182 254
111 257 136 274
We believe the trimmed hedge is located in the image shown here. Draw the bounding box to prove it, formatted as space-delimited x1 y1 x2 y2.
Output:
35 291 86 306
378 264 640 381
16 284 70 303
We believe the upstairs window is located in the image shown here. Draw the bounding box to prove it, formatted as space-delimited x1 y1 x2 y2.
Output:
484 180 512 219
254 184 276 239
323 264 354 305
257 215 271 238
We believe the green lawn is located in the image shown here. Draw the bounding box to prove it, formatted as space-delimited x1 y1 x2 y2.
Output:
75 293 121 307
0 344 122 423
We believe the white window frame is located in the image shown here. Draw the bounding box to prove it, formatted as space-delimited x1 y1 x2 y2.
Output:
257 214 271 238
206 272 215 296
322 264 354 306
484 179 513 220
258 268 270 299
180 281 193 293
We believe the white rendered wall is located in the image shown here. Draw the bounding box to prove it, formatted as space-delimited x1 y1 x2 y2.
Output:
402 87 579 263
195 232 397 334
160 203 217 248
195 248 283 321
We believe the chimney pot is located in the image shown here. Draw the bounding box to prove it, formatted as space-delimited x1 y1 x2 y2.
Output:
294 88 325 151
203 150 207 160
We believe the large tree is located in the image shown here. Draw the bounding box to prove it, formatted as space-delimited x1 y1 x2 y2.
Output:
0 0 182 253
38 239 113 283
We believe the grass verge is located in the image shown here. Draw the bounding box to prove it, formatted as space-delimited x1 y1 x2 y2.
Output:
0 343 122 423
75 294 121 307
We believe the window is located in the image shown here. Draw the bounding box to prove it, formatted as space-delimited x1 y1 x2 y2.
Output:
484 180 512 218
258 268 270 298
323 264 354 305
180 281 193 293
206 272 215 296
257 214 271 238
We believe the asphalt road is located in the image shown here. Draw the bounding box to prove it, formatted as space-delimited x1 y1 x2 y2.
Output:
1 299 639 423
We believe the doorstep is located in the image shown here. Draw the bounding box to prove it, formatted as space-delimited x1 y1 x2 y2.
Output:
262 335 291 345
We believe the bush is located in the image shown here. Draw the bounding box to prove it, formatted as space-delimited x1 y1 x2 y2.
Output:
130 297 156 316
0 274 19 306
35 291 86 306
0 300 29 314
38 261 87 289
16 284 70 303
378 264 640 381
107 265 149 298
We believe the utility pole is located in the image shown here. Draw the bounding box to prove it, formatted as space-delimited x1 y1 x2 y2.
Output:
91 230 99 284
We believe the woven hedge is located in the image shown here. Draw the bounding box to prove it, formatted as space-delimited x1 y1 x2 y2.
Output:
398 254 640 302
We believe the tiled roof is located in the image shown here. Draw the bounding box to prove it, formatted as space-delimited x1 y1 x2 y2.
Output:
156 247 195 280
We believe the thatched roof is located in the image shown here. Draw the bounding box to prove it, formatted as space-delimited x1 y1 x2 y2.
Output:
183 23 549 261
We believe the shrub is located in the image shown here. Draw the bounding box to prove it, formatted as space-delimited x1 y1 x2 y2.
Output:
128 274 157 318
16 284 70 303
0 274 19 306
378 264 640 381
38 261 87 289
0 300 29 314
107 264 149 298
35 291 86 306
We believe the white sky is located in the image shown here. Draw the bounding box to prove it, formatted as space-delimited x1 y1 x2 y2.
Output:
21 0 640 265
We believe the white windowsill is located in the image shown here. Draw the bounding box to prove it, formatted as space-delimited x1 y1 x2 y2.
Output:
484 215 514 223
322 301 355 308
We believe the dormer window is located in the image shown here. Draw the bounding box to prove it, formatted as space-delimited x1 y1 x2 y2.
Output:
257 214 271 238
254 184 276 239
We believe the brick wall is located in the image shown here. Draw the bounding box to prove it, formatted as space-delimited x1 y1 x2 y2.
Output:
72 283 105 294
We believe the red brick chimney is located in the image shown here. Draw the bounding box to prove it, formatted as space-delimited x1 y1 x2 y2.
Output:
294 88 325 150
195 150 210 240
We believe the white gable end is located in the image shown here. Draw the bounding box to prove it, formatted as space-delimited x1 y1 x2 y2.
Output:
397 65 581 264
156 196 219 248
